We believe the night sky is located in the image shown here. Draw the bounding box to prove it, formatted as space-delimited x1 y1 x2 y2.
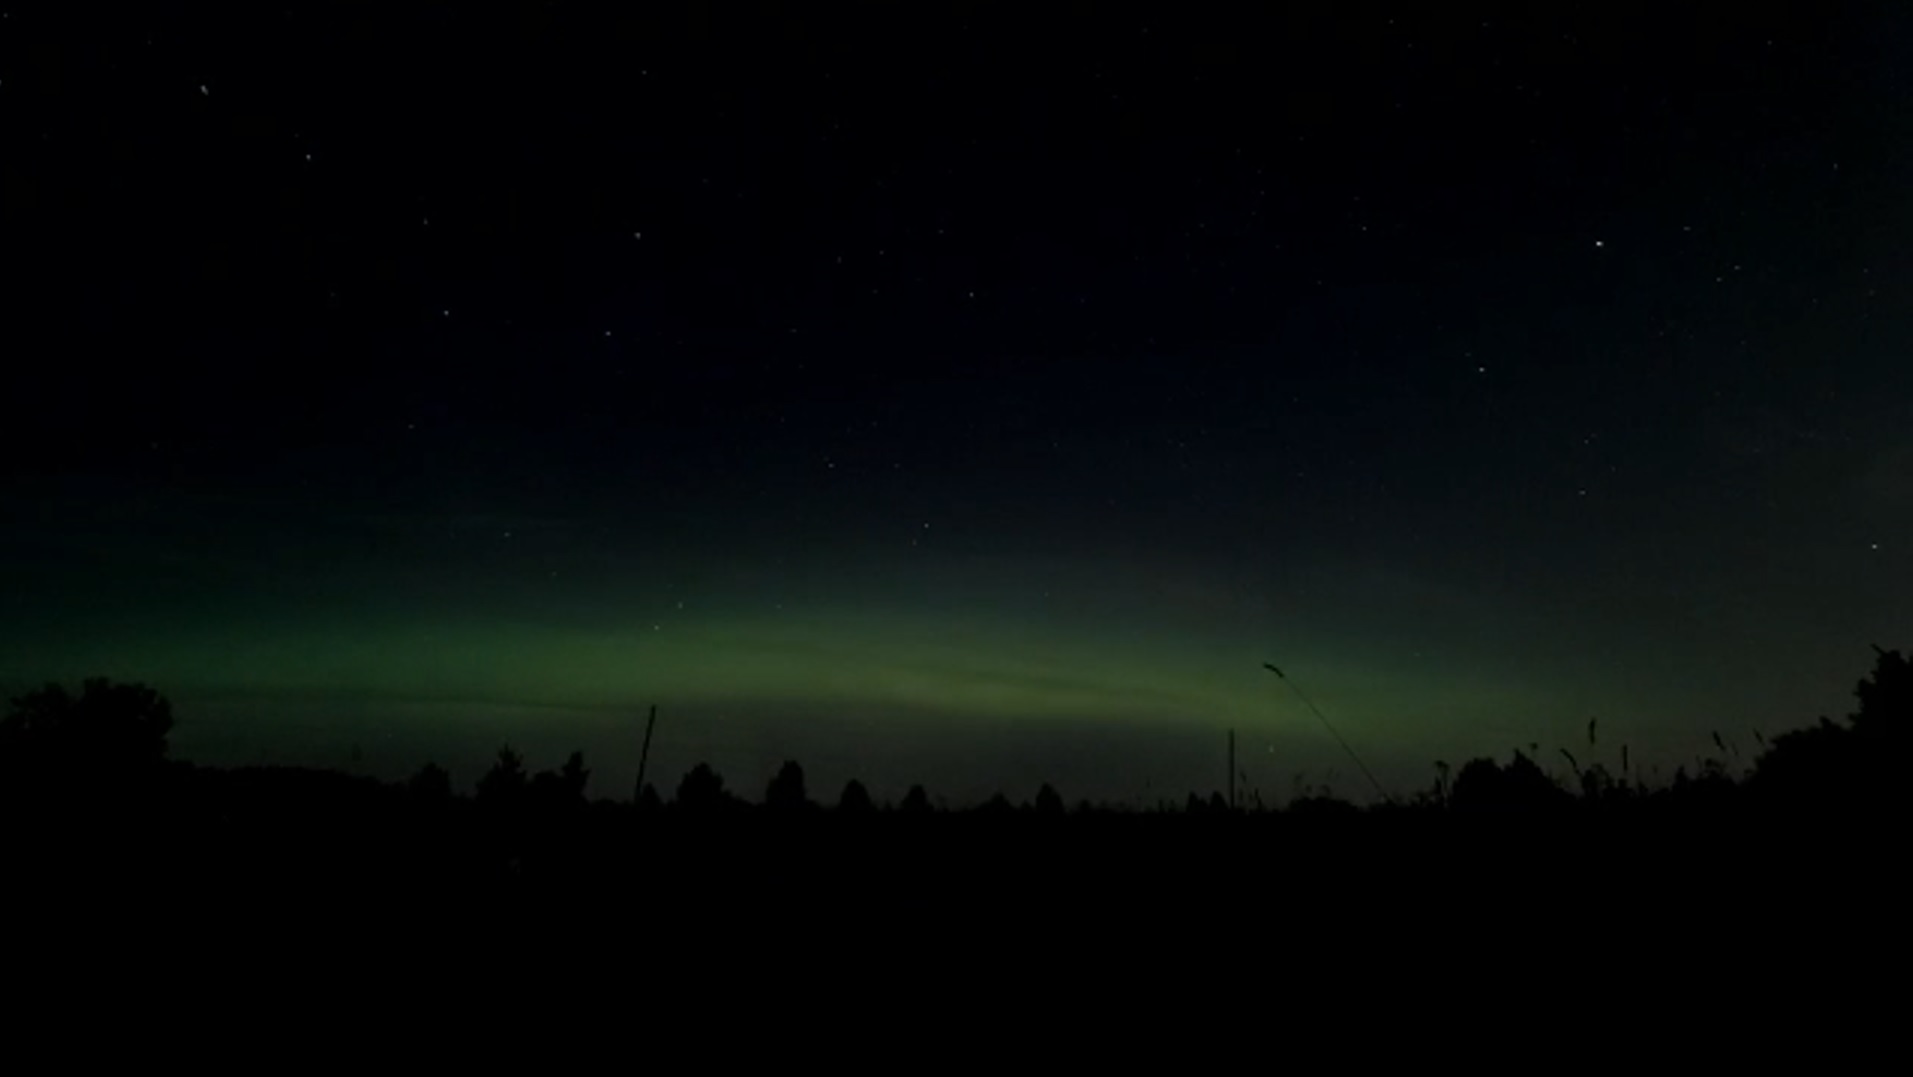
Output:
4 4 1910 805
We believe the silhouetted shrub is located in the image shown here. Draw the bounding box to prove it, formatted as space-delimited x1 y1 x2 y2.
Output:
900 784 932 815
978 792 1015 816
476 746 529 808
635 782 663 812
764 760 809 812
676 762 730 813
408 762 453 802
560 751 589 798
1752 646 1912 810
837 779 874 814
1289 793 1358 819
1034 782 1064 816
1852 645 1912 738
530 751 591 812
1450 751 1570 813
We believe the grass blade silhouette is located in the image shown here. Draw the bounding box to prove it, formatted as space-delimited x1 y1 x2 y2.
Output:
1262 663 1392 805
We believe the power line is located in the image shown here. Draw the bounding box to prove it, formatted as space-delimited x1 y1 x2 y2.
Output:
1262 662 1393 804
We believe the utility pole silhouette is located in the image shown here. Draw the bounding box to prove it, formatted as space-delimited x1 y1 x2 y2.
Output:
1228 729 1236 810
1262 663 1393 805
635 704 658 801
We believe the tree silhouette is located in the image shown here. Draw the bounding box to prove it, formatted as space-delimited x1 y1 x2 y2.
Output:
1753 717 1851 799
476 745 529 807
1578 762 1624 804
1753 646 1913 807
635 782 663 812
837 779 874 814
408 762 453 802
530 750 591 811
1 677 173 781
676 762 729 813
1450 751 1569 813
764 759 810 812
1034 782 1065 816
560 750 590 799
1851 645 1911 739
900 784 932 815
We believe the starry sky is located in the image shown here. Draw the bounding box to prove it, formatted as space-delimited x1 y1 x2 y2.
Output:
3 3 1910 804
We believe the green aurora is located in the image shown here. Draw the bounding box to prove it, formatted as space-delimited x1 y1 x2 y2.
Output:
1 517 1856 804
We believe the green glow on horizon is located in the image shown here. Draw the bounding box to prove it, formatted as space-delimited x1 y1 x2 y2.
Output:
0 540 1799 799
4 597 1568 756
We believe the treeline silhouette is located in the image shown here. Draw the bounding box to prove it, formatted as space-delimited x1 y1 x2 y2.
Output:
4 645 1905 956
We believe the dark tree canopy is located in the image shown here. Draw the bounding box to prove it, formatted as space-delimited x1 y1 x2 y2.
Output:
635 782 663 812
836 779 874 814
1034 782 1065 816
1 678 173 777
476 745 528 806
1851 646 1912 737
676 762 729 813
530 750 591 810
764 759 809 811
1751 646 1913 807
560 750 590 799
408 762 453 801
1449 751 1570 813
900 784 932 815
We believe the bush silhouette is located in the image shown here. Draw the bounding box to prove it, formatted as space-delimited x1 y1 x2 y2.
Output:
408 762 453 802
529 750 590 810
1752 645 1913 808
1034 782 1065 816
1851 645 1912 737
560 750 590 798
635 782 663 812
837 779 874 814
764 760 809 812
476 746 529 807
676 762 730 812
1450 751 1570 813
900 784 932 815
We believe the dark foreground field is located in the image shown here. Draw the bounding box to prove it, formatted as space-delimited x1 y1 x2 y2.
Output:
6 653 1907 1031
